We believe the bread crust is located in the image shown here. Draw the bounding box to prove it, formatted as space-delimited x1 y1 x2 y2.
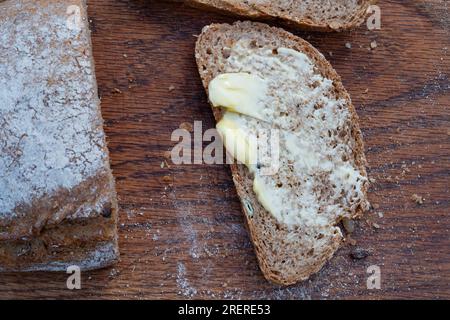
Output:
195 21 369 285
0 0 119 271
187 0 377 32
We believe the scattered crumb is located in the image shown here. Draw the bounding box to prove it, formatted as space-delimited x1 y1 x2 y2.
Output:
162 175 171 183
370 40 378 49
350 247 370 260
346 235 357 246
123 53 128 58
345 42 352 49
372 203 380 210
179 122 193 132
168 85 175 91
411 194 424 205
372 223 380 229
377 212 384 218
160 161 165 169
109 268 120 278
163 150 172 159
112 87 122 94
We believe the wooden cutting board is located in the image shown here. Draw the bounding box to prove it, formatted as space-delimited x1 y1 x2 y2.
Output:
1 0 449 299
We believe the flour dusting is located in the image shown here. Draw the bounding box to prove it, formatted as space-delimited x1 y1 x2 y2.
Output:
0 0 107 218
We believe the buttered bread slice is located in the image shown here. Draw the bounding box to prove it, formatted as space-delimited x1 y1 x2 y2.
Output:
195 21 369 285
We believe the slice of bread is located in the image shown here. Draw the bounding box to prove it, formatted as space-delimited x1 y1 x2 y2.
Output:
195 21 369 285
0 0 118 271
187 0 376 31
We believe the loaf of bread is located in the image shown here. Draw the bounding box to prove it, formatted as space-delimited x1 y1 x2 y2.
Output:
195 21 369 285
0 0 119 271
187 0 376 31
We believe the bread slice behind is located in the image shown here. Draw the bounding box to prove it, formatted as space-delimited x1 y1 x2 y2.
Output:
187 0 376 31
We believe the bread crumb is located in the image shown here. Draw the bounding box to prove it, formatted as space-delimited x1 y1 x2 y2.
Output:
372 223 380 229
346 235 357 246
163 150 172 159
350 247 370 260
411 194 424 205
179 122 193 132
162 175 171 183
123 53 128 58
329 21 341 30
169 85 175 91
112 87 122 94
109 268 120 278
345 42 352 49
160 161 165 169
370 40 378 49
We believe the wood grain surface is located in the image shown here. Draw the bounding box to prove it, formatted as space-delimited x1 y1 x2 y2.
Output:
0 0 449 299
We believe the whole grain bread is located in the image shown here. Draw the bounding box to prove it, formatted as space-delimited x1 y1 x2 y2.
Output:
0 0 118 271
187 0 376 31
195 21 369 285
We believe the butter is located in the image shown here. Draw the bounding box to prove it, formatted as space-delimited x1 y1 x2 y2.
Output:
209 41 366 228
253 175 328 227
208 73 268 121
216 112 257 169
253 175 280 219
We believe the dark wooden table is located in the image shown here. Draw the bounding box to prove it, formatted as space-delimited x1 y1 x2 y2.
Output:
0 0 449 299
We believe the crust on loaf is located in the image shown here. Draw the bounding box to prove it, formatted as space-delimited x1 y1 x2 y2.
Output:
195 21 369 285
